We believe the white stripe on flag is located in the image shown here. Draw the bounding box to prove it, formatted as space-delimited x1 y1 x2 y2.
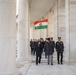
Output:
35 22 48 27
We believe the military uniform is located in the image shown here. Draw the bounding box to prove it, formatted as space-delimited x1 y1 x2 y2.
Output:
56 41 64 64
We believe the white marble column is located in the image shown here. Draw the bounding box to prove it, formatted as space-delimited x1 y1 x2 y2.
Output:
30 24 34 40
65 0 76 63
17 0 30 63
53 0 58 41
34 29 41 39
48 11 54 38
0 0 16 75
40 27 47 39
65 0 70 63
57 0 66 61
57 0 66 41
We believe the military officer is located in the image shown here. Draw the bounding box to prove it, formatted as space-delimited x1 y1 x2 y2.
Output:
56 37 64 64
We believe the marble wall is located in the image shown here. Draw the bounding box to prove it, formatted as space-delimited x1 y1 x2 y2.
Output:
30 25 34 40
69 0 76 62
47 12 54 38
34 29 41 39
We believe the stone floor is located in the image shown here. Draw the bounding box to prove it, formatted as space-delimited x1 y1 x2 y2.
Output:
17 55 76 75
26 63 76 75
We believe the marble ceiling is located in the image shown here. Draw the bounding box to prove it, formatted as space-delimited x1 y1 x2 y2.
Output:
29 0 56 23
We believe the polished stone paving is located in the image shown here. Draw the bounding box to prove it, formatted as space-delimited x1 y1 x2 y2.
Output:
18 56 76 75
26 63 76 75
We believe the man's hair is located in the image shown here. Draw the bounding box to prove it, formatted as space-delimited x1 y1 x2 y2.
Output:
47 38 50 41
58 37 61 39
51 37 53 40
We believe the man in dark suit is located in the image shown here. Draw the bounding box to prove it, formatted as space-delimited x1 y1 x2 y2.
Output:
30 39 34 54
44 38 48 58
35 41 42 65
56 37 64 64
44 38 53 65
50 37 55 53
40 38 45 54
33 39 38 55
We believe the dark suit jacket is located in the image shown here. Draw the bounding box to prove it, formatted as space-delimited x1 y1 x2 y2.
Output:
56 41 64 53
51 41 55 52
36 42 42 56
44 41 53 55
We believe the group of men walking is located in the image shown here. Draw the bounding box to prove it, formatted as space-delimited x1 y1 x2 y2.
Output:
30 37 64 65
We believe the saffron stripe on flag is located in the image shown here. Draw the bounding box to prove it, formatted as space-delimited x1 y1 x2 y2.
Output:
34 19 48 25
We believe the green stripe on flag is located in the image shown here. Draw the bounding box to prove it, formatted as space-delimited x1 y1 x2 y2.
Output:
35 25 47 30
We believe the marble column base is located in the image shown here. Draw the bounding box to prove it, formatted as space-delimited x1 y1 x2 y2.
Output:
0 71 17 75
16 57 31 68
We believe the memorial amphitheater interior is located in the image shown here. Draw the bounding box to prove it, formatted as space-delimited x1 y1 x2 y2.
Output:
0 0 76 75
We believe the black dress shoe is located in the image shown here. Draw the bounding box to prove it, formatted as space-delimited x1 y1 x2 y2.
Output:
39 61 41 64
36 63 38 65
51 63 53 65
61 63 63 65
58 62 60 64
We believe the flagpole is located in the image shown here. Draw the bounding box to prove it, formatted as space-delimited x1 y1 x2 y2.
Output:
40 29 41 38
47 13 48 38
40 21 41 38
46 24 48 38
68 0 71 65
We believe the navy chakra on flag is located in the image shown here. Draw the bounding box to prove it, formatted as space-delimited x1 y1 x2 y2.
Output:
39 22 42 26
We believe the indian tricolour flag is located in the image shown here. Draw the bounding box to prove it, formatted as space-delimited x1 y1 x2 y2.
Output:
34 19 48 30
